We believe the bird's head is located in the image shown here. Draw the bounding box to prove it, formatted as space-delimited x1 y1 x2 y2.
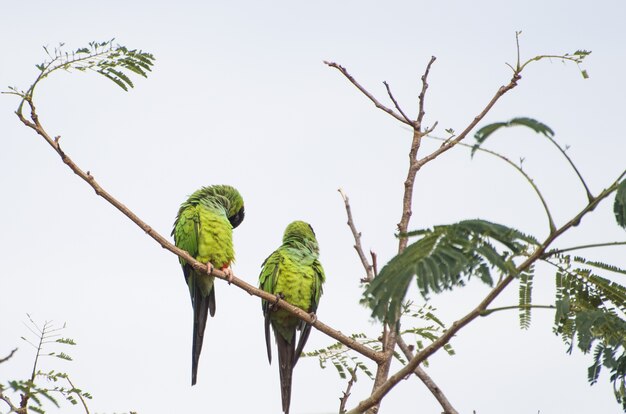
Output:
283 220 318 252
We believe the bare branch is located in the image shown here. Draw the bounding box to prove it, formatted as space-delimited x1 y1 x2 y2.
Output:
324 61 413 126
416 56 436 129
0 348 18 364
383 81 413 125
414 72 521 171
66 376 90 414
396 335 458 414
338 188 375 282
543 241 626 258
14 98 385 365
0 389 20 413
339 367 358 413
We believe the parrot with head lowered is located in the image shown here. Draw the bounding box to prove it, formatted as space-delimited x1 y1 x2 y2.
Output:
172 185 244 386
259 220 325 414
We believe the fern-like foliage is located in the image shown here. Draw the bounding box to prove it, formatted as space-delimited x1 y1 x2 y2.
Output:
303 303 453 383
518 266 535 329
550 254 626 410
363 219 539 322
303 333 377 381
1 316 92 414
7 39 154 99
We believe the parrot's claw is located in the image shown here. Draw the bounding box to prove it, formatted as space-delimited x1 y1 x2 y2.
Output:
309 312 318 323
222 266 234 284
205 262 215 275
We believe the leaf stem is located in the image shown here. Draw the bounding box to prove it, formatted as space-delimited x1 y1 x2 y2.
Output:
480 304 556 317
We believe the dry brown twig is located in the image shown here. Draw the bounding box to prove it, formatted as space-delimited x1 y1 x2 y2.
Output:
0 348 18 364
339 366 358 413
396 335 458 414
338 188 375 283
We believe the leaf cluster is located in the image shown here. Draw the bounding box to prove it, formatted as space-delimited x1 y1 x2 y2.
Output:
7 39 154 101
363 219 538 323
1 317 92 414
551 254 626 409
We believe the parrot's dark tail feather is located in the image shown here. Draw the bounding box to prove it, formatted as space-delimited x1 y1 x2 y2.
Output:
208 284 216 317
264 312 272 364
191 287 211 386
274 331 295 414
294 322 313 367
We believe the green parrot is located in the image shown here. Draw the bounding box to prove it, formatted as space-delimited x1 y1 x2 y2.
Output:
259 220 325 414
172 185 245 386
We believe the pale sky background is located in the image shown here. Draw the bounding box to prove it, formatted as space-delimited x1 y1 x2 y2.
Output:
2 1 626 413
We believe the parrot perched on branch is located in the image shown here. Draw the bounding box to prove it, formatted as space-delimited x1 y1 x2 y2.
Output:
172 185 244 386
259 220 325 414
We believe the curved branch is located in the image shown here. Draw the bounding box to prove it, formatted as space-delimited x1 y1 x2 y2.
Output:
427 136 556 233
14 97 385 365
324 61 412 126
480 304 556 317
543 241 626 258
396 335 458 414
544 134 594 201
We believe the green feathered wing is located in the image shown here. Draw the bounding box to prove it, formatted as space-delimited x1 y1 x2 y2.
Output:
259 221 325 414
172 185 244 386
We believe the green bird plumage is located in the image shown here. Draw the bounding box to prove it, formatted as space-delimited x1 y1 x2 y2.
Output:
172 185 245 386
259 221 325 414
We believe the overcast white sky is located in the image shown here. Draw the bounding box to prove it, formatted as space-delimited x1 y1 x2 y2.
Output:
2 1 626 413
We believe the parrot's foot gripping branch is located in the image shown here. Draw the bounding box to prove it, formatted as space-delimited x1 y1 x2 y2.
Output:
221 266 234 284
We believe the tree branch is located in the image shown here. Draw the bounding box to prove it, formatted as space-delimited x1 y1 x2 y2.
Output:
338 188 375 282
0 348 17 364
396 335 458 414
339 366 358 413
413 72 521 172
14 97 386 365
346 180 620 413
324 61 413 126
0 389 21 414
542 241 626 258
426 135 556 233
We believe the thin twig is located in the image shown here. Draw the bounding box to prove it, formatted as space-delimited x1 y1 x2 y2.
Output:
542 241 626 258
339 367 358 413
480 304 556 317
426 135 556 233
66 376 90 414
413 72 521 173
324 61 413 126
383 81 413 125
0 348 18 364
346 180 621 413
0 389 20 413
15 98 385 365
416 56 436 129
396 335 459 414
338 188 375 282
544 135 594 202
